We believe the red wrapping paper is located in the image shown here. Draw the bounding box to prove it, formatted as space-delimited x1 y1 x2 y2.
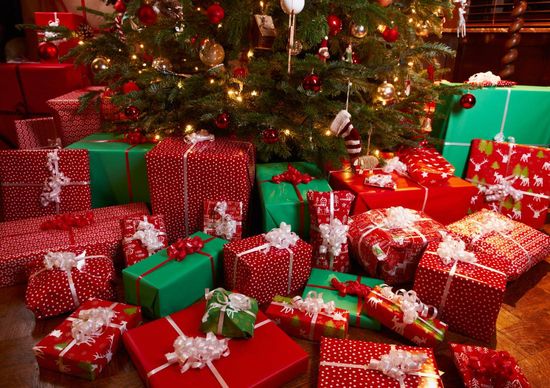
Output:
0 203 149 287
121 214 169 266
0 149 91 221
398 147 455 186
146 137 255 242
318 338 443 387
466 139 550 229
122 301 309 387
33 299 142 380
35 12 84 30
349 208 446 285
15 117 60 149
203 200 243 241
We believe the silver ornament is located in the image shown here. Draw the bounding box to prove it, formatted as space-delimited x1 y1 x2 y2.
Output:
350 23 368 39
376 81 395 103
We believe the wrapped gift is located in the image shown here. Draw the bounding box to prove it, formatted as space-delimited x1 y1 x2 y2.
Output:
448 210 550 280
122 301 309 387
257 162 331 239
33 299 142 380
0 202 148 287
319 338 443 387
303 268 383 329
26 250 116 318
200 288 259 338
0 148 91 221
67 132 157 207
15 117 61 149
121 214 168 266
348 207 446 285
203 200 243 241
450 343 531 388
146 135 255 241
465 139 550 229
223 223 312 304
308 190 355 272
413 233 507 341
265 292 349 341
34 12 85 62
364 285 447 347
253 14 276 50
398 146 455 186
123 232 226 318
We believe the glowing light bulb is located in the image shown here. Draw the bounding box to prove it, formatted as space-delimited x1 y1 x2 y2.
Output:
325 130 331 136
185 124 194 132
247 50 254 59
210 79 215 84
78 40 84 45
251 90 258 96
283 129 290 135
131 54 138 60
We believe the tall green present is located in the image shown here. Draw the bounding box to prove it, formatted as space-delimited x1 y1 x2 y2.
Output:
256 162 331 239
302 268 383 330
66 132 156 207
122 232 226 318
433 85 550 177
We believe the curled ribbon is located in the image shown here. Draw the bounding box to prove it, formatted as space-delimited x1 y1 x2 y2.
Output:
185 130 215 144
125 218 166 255
330 277 372 300
44 12 60 40
319 219 349 258
368 349 429 387
70 307 116 345
382 157 407 175
464 347 521 383
165 332 229 374
381 207 422 230
366 174 395 188
271 164 313 186
40 211 94 231
478 175 523 203
40 149 72 207
44 251 86 272
264 222 299 250
436 233 477 266
467 71 502 86
167 236 205 261
286 291 345 319
124 131 150 145
378 285 438 324
202 288 256 335
473 212 512 240
213 201 237 240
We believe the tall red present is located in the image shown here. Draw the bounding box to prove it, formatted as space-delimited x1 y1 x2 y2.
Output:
122 301 309 387
466 139 550 229
203 200 243 241
348 207 446 285
146 135 255 242
318 338 443 387
308 190 355 272
121 214 169 266
15 117 61 149
223 223 312 304
413 233 507 342
398 147 455 186
0 148 91 221
33 299 142 380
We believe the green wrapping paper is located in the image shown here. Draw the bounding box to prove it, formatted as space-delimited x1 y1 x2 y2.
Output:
122 232 226 318
302 268 383 330
256 162 331 239
66 133 156 207
200 288 259 338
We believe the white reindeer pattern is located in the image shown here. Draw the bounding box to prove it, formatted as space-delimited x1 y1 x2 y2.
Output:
496 147 516 164
543 162 550 171
391 316 407 335
519 176 530 187
471 158 488 172
528 204 546 219
520 153 531 163
512 208 522 219
533 175 544 187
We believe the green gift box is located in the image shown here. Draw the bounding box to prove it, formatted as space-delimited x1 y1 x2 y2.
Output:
302 268 383 330
433 85 550 177
256 162 331 239
122 232 226 318
66 132 156 207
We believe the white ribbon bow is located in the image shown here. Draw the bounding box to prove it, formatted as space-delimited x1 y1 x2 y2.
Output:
126 219 166 255
71 307 116 345
40 149 72 207
286 291 344 319
476 213 512 237
436 233 477 265
382 207 421 230
368 349 428 386
213 201 237 240
468 71 501 86
202 288 253 322
44 251 86 272
382 157 407 174
478 175 523 203
264 222 299 250
318 219 349 257
165 332 229 374
44 12 60 39
367 174 394 188
379 285 437 324
185 131 215 144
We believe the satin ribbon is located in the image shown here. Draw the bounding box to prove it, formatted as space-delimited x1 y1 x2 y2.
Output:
201 288 256 335
316 192 349 270
211 201 239 240
40 211 95 244
123 217 167 256
461 346 523 384
477 175 524 203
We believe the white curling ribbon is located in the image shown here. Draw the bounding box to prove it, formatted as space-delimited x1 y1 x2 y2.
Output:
165 332 229 374
381 207 421 230
367 174 394 188
126 219 166 255
368 349 429 387
476 213 512 237
40 149 72 207
289 291 346 320
71 307 116 345
44 12 60 39
379 285 437 325
318 219 349 257
202 288 255 335
185 131 215 144
468 71 501 86
382 157 407 175
213 201 237 240
264 222 299 250
436 234 477 266
478 175 523 203
44 251 86 272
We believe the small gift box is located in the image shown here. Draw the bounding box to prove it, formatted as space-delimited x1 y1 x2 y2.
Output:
253 14 277 50
450 343 530 388
203 200 243 241
398 146 455 186
223 222 312 304
122 301 309 387
349 207 446 285
413 233 507 342
308 190 355 272
123 232 226 318
364 285 447 347
33 299 142 380
26 249 116 319
319 338 443 387
121 214 169 266
265 292 349 341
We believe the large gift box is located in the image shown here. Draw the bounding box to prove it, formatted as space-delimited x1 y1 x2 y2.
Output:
121 214 168 266
146 136 255 242
33 299 142 380
348 207 446 285
122 300 309 387
397 146 455 186
318 338 443 387
223 223 312 304
203 200 243 241
67 132 156 207
0 148 91 221
123 232 226 318
465 139 550 229
0 202 148 287
303 268 383 329
257 162 332 239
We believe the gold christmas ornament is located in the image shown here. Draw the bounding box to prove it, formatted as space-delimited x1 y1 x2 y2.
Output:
350 23 368 38
90 56 109 74
287 39 303 56
376 81 396 103
152 57 173 72
199 40 225 67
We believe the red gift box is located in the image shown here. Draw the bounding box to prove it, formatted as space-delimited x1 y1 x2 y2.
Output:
448 210 550 281
33 299 142 380
15 117 60 149
308 190 355 272
0 148 91 221
34 12 85 63
203 200 243 241
0 203 149 287
349 207 446 285
223 223 312 304
398 147 455 186
122 300 309 387
466 139 550 229
121 214 169 266
319 338 443 387
413 234 507 342
146 136 255 242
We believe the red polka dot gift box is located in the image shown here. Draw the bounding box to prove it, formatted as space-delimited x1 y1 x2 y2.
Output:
0 148 92 222
203 199 243 242
398 146 455 186
318 338 443 388
33 299 142 381
121 214 169 267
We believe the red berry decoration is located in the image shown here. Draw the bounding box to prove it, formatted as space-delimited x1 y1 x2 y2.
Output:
232 67 247 78
382 26 399 42
302 73 322 93
125 105 141 120
114 0 126 13
262 128 279 144
137 4 157 26
460 93 476 109
215 112 230 129
327 14 343 36
122 81 140 94
206 3 225 24
38 41 58 61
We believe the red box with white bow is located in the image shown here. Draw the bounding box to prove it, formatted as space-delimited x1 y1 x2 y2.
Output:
203 200 243 241
121 214 169 266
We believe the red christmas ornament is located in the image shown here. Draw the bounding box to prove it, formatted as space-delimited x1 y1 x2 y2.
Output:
302 73 322 93
460 93 476 109
124 105 141 120
114 0 126 13
262 128 279 144
122 81 140 94
327 14 343 36
215 112 230 129
206 3 225 24
232 67 247 78
352 52 360 64
137 4 157 26
382 26 399 42
38 41 58 61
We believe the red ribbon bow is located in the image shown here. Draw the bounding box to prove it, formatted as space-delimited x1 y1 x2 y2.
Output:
167 236 205 261
40 211 94 231
330 278 372 300
124 131 150 145
271 164 313 185
467 348 521 384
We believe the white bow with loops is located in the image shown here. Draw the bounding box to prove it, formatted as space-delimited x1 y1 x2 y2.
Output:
165 332 229 374
127 219 166 255
44 12 60 39
367 174 394 188
478 175 523 203
368 349 428 387
382 207 421 230
379 285 437 324
202 288 253 322
285 291 346 321
318 219 349 257
41 149 72 207
436 233 477 265
44 251 86 272
213 201 237 240
185 131 215 144
468 71 501 86
71 307 117 345
476 213 512 237
264 222 299 251
382 157 407 174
